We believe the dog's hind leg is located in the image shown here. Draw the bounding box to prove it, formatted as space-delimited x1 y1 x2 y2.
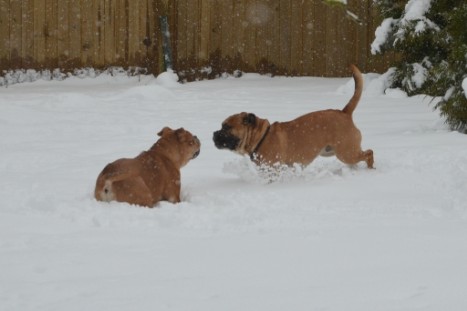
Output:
362 149 374 169
112 177 156 207
335 146 374 169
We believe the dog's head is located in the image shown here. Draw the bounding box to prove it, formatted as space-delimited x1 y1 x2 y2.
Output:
213 112 265 155
158 127 201 165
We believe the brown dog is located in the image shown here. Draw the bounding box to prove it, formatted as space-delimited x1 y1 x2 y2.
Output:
95 127 200 207
213 65 373 169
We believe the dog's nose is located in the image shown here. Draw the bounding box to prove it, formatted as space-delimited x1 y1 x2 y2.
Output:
213 131 221 145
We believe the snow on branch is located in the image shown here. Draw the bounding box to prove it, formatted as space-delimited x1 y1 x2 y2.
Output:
371 0 440 55
321 0 362 25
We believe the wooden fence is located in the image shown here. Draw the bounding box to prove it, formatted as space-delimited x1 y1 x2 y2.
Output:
0 0 394 79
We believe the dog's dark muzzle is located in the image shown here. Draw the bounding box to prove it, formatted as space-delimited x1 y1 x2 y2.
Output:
192 136 201 159
213 130 240 151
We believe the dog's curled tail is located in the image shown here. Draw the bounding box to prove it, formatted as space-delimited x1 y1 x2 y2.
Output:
95 179 116 202
342 64 363 116
94 166 132 203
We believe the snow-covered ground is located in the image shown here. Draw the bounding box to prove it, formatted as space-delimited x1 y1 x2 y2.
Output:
1 70 467 311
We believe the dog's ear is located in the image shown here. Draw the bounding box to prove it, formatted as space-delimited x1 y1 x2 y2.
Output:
157 127 173 137
175 128 187 142
243 113 256 127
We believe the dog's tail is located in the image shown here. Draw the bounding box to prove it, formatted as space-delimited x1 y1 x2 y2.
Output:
94 166 132 202
95 179 116 202
342 64 363 116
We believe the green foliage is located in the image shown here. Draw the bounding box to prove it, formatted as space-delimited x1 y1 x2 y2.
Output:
373 0 406 18
373 0 467 132
437 89 467 133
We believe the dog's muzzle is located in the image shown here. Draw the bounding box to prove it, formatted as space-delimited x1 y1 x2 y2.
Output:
192 136 201 159
213 130 240 150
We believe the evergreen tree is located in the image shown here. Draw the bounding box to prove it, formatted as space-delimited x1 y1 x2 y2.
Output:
372 0 467 132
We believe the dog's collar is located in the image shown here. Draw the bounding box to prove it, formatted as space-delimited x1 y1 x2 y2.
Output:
249 125 270 160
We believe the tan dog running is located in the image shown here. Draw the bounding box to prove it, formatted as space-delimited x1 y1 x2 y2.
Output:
95 127 200 207
213 64 373 169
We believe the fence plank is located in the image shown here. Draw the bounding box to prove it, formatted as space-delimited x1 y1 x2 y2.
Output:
255 0 269 68
176 0 187 60
290 0 303 75
362 0 373 69
22 0 35 69
127 0 139 64
44 0 58 69
33 0 47 67
199 0 210 61
220 0 234 59
93 0 105 67
9 0 22 68
57 0 69 68
103 0 115 65
135 0 147 66
312 1 326 76
134 0 147 64
209 0 221 58
146 0 160 73
115 0 128 66
231 0 245 62
186 0 199 60
278 0 291 72
68 0 81 67
242 0 256 69
128 0 136 64
302 0 314 76
0 1 10 70
267 0 281 73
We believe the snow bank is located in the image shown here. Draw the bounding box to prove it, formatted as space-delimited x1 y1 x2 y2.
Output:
0 67 147 87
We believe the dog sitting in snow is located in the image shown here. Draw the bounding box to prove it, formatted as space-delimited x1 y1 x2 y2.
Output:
213 64 374 169
95 127 200 207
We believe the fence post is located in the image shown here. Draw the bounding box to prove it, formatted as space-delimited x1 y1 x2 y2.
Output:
160 15 173 71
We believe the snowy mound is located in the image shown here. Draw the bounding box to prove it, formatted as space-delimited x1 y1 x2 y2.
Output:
156 69 180 88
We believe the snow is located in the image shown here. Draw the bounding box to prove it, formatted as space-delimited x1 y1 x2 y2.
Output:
405 62 428 90
325 0 347 4
403 0 432 23
372 0 439 54
1 71 467 311
463 77 467 98
397 0 438 37
371 18 396 54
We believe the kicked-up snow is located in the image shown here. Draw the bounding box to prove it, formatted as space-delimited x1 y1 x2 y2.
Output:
1 71 467 311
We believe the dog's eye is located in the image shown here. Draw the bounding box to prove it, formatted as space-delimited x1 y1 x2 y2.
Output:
222 124 231 131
